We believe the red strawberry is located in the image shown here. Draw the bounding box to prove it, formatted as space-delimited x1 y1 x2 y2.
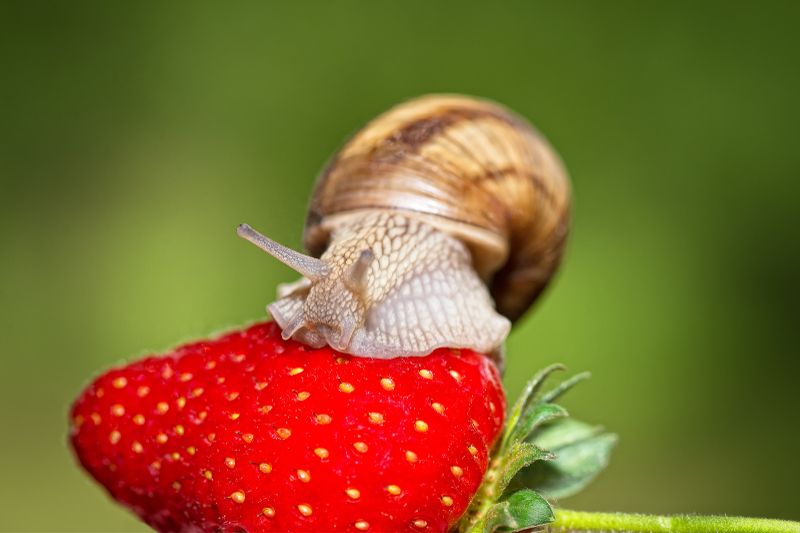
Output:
70 321 505 532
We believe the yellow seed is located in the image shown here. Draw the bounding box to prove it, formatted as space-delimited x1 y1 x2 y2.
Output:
156 402 169 414
172 481 181 491
174 424 185 436
355 520 370 530
468 445 479 456
225 457 236 469
133 414 145 425
345 488 361 499
90 412 101 425
431 402 445 414
156 433 168 444
112 377 127 389
314 447 329 459
242 433 254 443
259 462 272 474
489 401 496 413
231 353 246 363
441 495 454 507
259 405 273 415
339 382 354 393
414 420 429 432
187 446 196 455
197 411 208 421
96 388 105 398
368 412 385 424
207 433 216 442
217 376 225 384
229 412 240 420
171 452 181 461
137 386 150 397
226 391 240 401
316 413 332 425
205 360 217 370
296 391 311 401
203 469 213 480
111 404 125 417
150 460 161 470
262 507 275 518
414 519 428 529
449 370 462 382
451 465 464 477
180 373 193 382
297 504 313 517
289 367 304 376
385 484 402 495
131 441 143 453
419 369 433 379
297 469 311 483
176 397 187 409
230 490 246 504
380 377 395 391
353 441 368 453
405 450 418 463
276 427 292 439
255 381 268 391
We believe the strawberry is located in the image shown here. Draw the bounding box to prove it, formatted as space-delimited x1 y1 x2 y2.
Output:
70 321 505 532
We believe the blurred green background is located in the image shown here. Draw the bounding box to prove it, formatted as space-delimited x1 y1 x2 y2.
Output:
2 1 798 530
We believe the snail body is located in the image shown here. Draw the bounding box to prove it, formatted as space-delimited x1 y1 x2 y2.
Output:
239 95 570 360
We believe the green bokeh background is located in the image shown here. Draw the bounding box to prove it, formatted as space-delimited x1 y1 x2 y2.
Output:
2 2 798 531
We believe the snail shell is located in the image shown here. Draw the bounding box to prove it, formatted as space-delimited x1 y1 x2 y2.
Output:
307 95 571 320
238 94 571 360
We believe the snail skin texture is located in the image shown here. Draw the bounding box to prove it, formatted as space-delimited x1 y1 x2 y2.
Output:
238 94 571 360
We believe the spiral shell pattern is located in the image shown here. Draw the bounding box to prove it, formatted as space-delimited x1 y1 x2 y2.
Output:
305 95 571 322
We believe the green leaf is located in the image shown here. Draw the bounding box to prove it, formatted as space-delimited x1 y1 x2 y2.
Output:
480 490 554 532
505 489 555 529
481 501 511 533
496 442 554 497
518 430 618 499
500 364 565 452
529 418 602 449
508 402 568 445
540 371 591 404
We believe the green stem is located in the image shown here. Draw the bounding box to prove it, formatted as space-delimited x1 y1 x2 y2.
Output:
549 509 800 533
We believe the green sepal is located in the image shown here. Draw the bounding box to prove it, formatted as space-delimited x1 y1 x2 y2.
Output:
481 490 554 532
496 442 555 497
517 419 618 499
460 365 617 533
530 418 601 449
507 402 568 448
500 364 565 453
540 371 591 404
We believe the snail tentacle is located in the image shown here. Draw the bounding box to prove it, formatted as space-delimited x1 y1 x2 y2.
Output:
237 224 330 281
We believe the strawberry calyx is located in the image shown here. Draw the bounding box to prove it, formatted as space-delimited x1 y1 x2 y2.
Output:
458 365 617 533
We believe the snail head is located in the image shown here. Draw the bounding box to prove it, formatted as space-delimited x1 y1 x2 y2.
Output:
236 223 373 352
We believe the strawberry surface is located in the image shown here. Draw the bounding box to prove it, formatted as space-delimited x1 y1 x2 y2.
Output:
70 321 505 532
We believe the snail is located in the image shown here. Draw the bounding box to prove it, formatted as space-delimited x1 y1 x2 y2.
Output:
238 94 570 361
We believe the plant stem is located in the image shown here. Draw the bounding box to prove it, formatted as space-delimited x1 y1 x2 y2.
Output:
548 509 800 533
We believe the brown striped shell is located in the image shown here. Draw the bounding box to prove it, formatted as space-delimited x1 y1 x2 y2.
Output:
304 95 571 322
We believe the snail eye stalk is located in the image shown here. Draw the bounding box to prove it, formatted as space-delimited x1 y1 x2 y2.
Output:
237 223 330 281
